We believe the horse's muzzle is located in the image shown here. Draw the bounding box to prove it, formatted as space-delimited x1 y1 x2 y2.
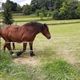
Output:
47 35 51 39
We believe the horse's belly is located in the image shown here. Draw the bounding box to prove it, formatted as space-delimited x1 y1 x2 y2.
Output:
8 32 35 42
9 36 33 43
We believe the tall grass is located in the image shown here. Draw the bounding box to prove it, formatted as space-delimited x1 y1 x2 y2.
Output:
0 49 80 80
0 51 31 80
42 59 80 80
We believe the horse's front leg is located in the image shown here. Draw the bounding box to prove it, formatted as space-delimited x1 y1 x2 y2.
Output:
29 42 35 57
12 42 15 50
17 43 27 56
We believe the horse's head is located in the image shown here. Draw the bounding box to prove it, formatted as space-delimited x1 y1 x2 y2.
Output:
41 24 51 39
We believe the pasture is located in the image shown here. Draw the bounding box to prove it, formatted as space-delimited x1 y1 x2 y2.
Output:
0 16 80 80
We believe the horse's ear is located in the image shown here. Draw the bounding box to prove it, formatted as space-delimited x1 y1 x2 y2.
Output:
44 24 47 27
41 23 47 31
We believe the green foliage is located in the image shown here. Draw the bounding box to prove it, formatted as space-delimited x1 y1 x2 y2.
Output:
41 8 48 17
2 0 14 24
76 2 80 18
0 51 31 80
22 4 32 15
0 51 12 72
47 11 53 17
39 13 44 20
52 0 80 20
31 0 80 19
2 0 22 13
35 8 48 20
52 10 59 20
30 0 65 11
2 0 80 20
16 4 22 13
36 10 40 16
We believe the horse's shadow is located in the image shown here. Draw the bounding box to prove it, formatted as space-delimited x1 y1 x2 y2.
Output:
11 50 25 58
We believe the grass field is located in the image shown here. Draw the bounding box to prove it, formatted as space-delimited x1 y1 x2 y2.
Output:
0 16 80 80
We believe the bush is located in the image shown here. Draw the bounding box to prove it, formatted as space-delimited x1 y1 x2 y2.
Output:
47 11 53 17
39 13 44 20
52 10 59 20
22 4 32 15
36 10 40 16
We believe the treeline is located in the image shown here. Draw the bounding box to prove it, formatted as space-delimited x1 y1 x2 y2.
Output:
2 0 80 20
30 0 80 19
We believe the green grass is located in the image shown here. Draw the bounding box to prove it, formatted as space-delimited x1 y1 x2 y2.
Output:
0 16 80 80
42 59 80 80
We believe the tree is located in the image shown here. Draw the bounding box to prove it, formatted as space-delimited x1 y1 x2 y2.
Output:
76 2 80 18
2 0 22 13
52 9 59 19
16 4 22 13
31 0 52 11
31 0 39 12
3 0 14 25
53 0 80 19
22 4 32 15
30 0 65 11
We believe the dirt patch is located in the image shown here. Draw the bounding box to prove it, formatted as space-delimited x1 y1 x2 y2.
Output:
13 56 40 67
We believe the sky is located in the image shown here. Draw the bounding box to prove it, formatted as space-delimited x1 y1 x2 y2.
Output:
0 0 31 7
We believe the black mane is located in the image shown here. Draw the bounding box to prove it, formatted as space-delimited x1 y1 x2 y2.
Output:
23 22 43 28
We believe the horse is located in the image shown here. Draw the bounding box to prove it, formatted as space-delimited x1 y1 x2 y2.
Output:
0 22 51 57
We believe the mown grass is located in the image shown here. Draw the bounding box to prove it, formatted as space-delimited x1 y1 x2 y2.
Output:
0 16 80 80
0 15 80 25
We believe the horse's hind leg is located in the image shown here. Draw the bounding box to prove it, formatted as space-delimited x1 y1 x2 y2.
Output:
23 43 27 51
3 42 7 52
4 42 13 55
29 42 35 57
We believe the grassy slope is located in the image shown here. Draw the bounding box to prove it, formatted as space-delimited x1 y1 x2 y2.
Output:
0 17 80 80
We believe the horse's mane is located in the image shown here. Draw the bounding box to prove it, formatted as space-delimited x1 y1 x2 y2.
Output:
23 22 43 28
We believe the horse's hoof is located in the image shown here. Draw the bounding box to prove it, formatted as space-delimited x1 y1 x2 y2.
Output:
12 53 17 58
30 53 35 57
10 51 14 55
16 51 22 57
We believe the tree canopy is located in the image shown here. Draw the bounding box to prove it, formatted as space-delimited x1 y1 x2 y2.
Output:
31 0 80 19
2 0 22 13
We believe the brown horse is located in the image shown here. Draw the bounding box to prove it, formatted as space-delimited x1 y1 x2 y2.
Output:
0 22 51 56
